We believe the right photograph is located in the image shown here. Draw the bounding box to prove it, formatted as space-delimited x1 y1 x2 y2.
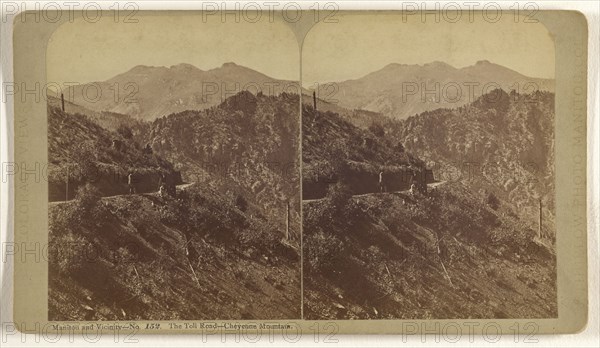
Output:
301 12 557 319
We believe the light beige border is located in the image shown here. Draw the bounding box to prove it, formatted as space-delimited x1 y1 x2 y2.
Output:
13 10 587 334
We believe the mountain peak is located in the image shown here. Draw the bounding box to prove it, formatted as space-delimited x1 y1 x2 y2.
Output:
129 64 155 72
382 61 455 71
170 63 199 70
425 61 454 69
383 63 401 68
222 62 239 68
466 60 518 74
382 62 420 70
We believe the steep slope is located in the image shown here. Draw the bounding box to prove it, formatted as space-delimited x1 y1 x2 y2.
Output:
146 91 301 236
323 60 554 120
303 182 556 319
49 183 300 320
391 89 555 225
48 91 302 320
302 88 556 319
47 104 179 201
65 62 300 121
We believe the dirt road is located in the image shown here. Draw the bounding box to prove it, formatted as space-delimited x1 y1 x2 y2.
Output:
303 181 447 204
49 182 196 206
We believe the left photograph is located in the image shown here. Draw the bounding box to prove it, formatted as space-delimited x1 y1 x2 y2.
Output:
46 13 301 320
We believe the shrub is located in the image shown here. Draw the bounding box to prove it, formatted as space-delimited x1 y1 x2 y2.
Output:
49 203 76 235
235 194 249 212
305 231 345 273
71 141 99 181
320 182 359 230
75 183 101 209
49 231 97 276
116 125 134 139
368 123 385 137
73 183 107 227
236 220 282 255
304 182 362 234
486 191 500 210
326 182 353 211
394 142 405 153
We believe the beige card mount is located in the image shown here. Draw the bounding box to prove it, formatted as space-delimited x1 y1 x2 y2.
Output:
11 10 587 334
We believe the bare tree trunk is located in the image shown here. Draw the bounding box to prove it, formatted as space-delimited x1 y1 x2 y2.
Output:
538 198 543 239
285 200 290 240
188 260 200 286
440 260 453 286
65 165 69 202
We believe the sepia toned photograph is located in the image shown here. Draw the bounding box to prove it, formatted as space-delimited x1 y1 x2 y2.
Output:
46 14 302 321
6 5 590 337
302 13 557 319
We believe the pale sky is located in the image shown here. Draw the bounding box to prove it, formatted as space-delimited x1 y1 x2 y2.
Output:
47 13 300 85
302 12 555 86
47 12 555 87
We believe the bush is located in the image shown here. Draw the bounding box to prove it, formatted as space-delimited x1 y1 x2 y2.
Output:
235 194 249 212
303 182 361 234
49 231 97 276
394 141 405 153
486 192 500 210
73 183 107 227
326 182 353 210
70 141 99 181
305 231 345 273
116 125 134 139
75 183 101 208
369 123 385 137
321 182 359 229
236 220 282 255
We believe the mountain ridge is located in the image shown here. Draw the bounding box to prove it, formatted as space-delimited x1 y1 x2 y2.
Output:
65 62 301 121
316 60 554 120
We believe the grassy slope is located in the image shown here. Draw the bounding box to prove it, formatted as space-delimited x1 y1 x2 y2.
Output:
49 184 300 320
303 182 556 319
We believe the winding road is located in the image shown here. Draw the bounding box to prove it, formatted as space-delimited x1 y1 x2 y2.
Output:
49 182 196 206
302 181 447 204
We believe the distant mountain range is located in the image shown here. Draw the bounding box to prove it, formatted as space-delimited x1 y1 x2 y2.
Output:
316 60 554 120
60 60 552 122
64 62 300 121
